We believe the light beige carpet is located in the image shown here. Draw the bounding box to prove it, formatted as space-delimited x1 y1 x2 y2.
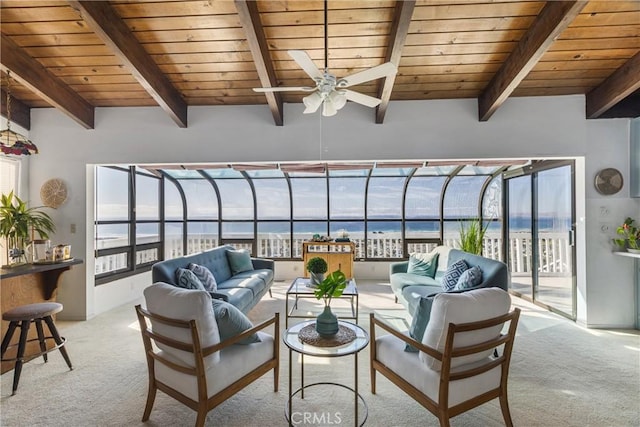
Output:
1 280 639 427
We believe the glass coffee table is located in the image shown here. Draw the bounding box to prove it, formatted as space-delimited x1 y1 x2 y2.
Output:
284 320 369 427
285 277 358 327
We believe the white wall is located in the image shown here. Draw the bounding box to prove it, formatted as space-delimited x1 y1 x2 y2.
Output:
25 96 637 327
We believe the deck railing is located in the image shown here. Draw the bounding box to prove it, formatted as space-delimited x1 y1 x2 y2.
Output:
95 232 571 276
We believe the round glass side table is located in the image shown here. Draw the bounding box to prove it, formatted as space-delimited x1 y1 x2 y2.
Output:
283 319 369 427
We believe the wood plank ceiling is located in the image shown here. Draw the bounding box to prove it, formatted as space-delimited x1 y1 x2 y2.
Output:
0 0 638 129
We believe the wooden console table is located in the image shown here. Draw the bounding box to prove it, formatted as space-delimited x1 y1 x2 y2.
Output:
0 259 83 373
302 241 355 279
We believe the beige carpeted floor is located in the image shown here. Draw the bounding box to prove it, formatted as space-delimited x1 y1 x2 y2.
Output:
1 280 639 427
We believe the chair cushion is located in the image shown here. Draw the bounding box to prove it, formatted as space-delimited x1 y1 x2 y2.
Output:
211 299 261 344
441 259 469 291
455 265 483 290
144 282 221 366
188 263 218 292
226 249 253 275
376 333 501 407
401 284 443 316
155 331 274 401
406 252 439 277
419 287 511 371
405 295 436 352
175 268 206 291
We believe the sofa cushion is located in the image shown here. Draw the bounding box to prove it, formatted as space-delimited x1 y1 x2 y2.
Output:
211 299 261 344
419 288 511 371
214 287 254 313
226 249 253 275
401 284 444 316
232 269 274 287
144 282 221 366
455 265 483 290
217 276 266 299
188 263 217 292
406 252 439 277
391 273 439 295
175 268 206 291
441 259 469 291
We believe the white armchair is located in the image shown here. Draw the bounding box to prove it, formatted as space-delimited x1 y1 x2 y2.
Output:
135 282 279 427
370 288 520 427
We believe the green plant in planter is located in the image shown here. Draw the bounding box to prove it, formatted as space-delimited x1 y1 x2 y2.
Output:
613 217 639 250
313 270 347 337
0 191 55 265
459 218 489 255
306 256 328 285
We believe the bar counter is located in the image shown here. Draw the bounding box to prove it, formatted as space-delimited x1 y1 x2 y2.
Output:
1 259 83 374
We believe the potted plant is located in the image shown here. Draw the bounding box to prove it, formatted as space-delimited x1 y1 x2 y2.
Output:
313 270 347 337
459 218 489 255
613 217 640 253
0 191 55 266
306 256 328 286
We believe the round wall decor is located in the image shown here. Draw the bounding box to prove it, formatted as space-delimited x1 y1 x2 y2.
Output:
40 178 68 208
594 168 623 195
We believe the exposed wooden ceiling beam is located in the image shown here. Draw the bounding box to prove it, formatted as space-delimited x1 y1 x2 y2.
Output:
235 0 283 126
586 52 640 119
597 94 640 119
375 0 415 124
0 34 94 129
69 1 187 128
1 89 30 130
478 1 587 121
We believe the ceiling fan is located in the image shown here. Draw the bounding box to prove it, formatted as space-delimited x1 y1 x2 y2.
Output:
253 1 397 117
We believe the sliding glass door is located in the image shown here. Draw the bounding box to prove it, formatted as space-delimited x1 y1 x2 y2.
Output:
505 161 576 319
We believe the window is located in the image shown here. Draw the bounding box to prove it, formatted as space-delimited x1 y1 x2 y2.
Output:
94 161 509 283
94 166 161 283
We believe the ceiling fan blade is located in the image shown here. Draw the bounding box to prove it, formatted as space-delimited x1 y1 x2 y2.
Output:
344 90 382 108
253 86 316 92
288 50 323 80
340 62 397 87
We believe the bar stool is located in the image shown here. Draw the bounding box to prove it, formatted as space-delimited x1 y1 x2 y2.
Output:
1 302 73 395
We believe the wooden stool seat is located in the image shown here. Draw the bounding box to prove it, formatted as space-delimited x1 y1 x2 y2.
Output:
1 302 72 395
3 302 63 322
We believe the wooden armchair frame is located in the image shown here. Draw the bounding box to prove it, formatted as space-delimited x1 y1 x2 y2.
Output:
370 309 520 427
135 305 279 427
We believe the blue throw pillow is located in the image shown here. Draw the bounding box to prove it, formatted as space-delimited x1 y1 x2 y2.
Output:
175 268 206 291
188 263 217 292
226 249 254 275
455 265 483 290
441 259 469 291
405 295 436 352
211 299 261 344
406 252 439 278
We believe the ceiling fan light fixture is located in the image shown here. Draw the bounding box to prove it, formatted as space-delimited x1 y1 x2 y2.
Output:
329 90 347 110
303 92 323 114
322 98 338 117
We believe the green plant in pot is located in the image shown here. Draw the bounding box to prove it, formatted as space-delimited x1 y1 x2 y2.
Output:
313 270 347 337
458 218 489 255
0 191 55 267
306 256 328 286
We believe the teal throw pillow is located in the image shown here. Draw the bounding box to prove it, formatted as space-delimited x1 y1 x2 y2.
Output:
175 268 206 291
188 263 217 292
226 249 254 275
455 265 483 290
405 295 436 352
441 259 469 291
406 252 439 278
211 299 261 344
